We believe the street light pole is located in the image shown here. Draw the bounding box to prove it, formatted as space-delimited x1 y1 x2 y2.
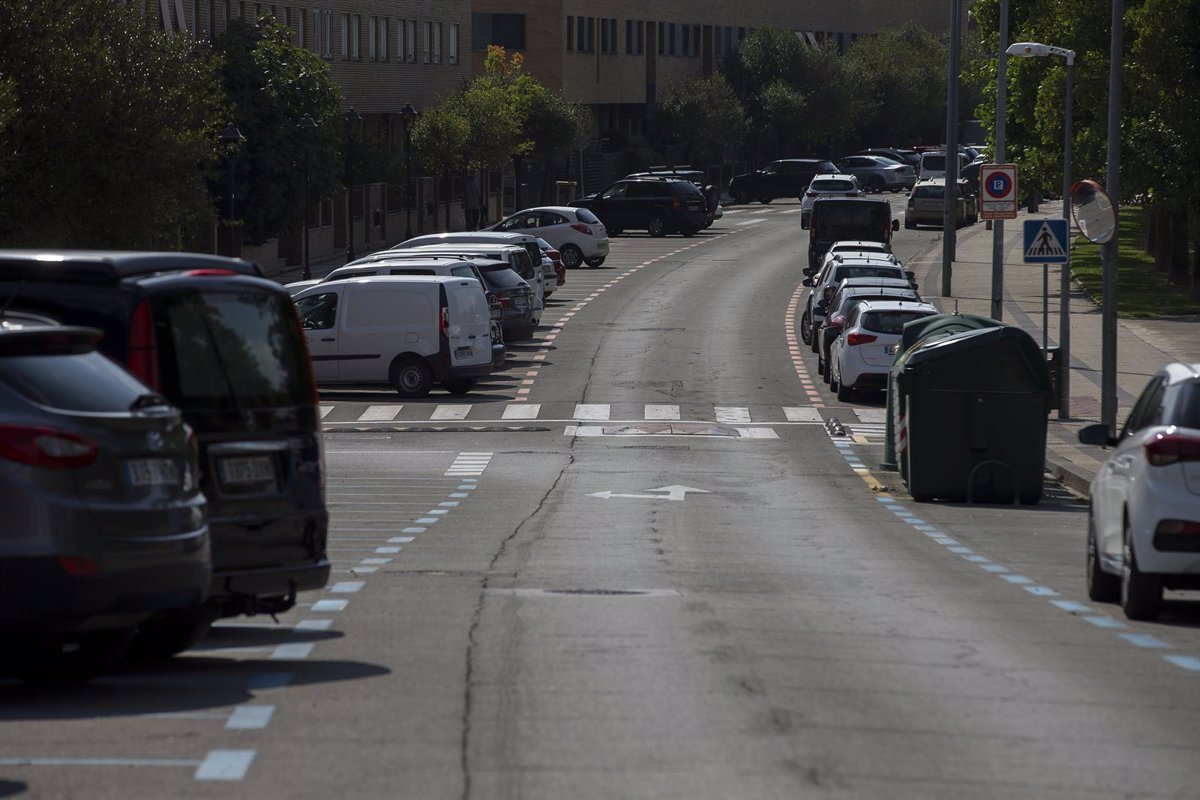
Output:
296 114 318 280
1006 41 1076 419
1101 0 1123 435
343 109 362 263
941 0 962 297
990 0 1009 321
400 104 417 240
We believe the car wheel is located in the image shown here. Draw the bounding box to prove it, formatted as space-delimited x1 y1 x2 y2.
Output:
584 256 606 267
391 357 433 398
1121 520 1163 620
758 196 773 205
867 177 885 193
130 609 218 659
443 379 476 395
16 628 135 686
810 331 820 354
800 310 813 345
647 215 668 238
560 244 584 269
1087 511 1120 602
836 379 853 402
815 353 824 376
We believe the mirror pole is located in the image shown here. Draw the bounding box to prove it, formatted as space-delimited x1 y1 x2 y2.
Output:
1101 0 1122 436
1059 58 1073 419
990 0 1009 320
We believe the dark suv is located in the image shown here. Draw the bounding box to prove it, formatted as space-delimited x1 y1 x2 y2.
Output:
570 177 708 237
728 159 837 205
0 251 330 656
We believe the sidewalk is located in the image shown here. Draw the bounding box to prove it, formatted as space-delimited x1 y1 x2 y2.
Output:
913 208 1200 497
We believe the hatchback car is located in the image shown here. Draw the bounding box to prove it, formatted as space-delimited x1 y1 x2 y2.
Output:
1080 364 1200 620
489 206 610 269
828 300 939 401
0 316 210 682
905 178 978 229
801 255 910 346
571 177 708 238
0 251 330 656
800 174 863 226
815 284 923 379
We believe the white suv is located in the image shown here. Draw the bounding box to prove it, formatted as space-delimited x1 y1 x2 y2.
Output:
827 300 938 401
800 174 863 226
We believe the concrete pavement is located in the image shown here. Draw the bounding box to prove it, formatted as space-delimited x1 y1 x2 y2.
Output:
916 208 1200 496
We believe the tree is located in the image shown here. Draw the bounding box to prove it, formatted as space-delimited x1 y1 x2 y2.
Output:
411 100 469 231
844 22 948 148
0 0 224 247
213 18 343 246
660 76 748 167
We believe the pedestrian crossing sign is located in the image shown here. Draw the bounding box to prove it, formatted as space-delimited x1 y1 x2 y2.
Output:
1023 219 1069 264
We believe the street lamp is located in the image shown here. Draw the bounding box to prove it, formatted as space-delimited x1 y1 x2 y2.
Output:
399 104 417 240
343 109 363 262
296 114 318 280
1007 41 1075 419
218 122 243 251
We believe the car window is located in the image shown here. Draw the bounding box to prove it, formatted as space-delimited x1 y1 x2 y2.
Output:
816 161 837 172
0 350 155 412
1122 376 1167 437
860 310 936 335
385 268 435 275
512 250 536 279
601 183 627 199
914 185 945 199
539 211 568 227
1171 381 1200 429
761 163 780 174
451 266 476 278
497 215 524 231
921 154 947 171
812 180 856 192
575 208 601 225
296 291 339 330
477 267 525 290
156 289 314 410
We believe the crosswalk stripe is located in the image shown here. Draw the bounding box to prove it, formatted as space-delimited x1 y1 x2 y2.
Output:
780 209 801 214
644 404 680 420
854 409 887 423
502 404 541 420
715 406 751 423
783 406 822 422
319 405 334 419
430 405 471 420
358 405 403 421
573 404 610 421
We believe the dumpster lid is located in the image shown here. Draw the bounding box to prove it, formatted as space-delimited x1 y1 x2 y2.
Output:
894 325 1052 393
898 313 999 354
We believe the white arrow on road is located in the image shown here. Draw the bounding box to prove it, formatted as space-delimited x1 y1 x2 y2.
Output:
588 485 710 502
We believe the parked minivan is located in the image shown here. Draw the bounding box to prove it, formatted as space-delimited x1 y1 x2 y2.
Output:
803 198 899 270
0 251 330 657
292 275 495 397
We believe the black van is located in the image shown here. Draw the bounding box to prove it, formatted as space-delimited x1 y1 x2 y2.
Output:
0 251 330 655
803 198 899 270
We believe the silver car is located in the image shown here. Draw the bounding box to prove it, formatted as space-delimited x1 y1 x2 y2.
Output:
0 315 209 684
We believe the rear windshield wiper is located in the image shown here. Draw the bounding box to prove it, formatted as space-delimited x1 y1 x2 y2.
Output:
130 393 171 411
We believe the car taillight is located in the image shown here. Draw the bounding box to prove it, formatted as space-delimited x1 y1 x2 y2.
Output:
497 295 512 309
570 223 592 235
1145 433 1200 466
127 300 160 390
806 190 817 197
0 425 99 469
57 556 101 576
846 332 878 346
184 268 238 277
1156 520 1200 535
830 314 846 330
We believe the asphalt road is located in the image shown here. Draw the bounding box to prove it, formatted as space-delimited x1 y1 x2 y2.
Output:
4 201 1200 799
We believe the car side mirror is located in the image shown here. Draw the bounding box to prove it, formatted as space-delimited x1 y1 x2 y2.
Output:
802 267 816 277
801 277 815 287
905 270 916 283
1079 423 1117 447
892 219 900 231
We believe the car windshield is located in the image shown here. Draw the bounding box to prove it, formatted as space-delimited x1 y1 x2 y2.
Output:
0 350 153 411
922 155 947 171
813 202 891 240
914 185 945 199
1172 381 1200 429
812 180 856 192
575 208 601 225
861 310 936 334
477 266 525 290
835 265 903 282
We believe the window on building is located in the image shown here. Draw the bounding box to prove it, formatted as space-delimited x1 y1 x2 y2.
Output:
636 20 644 54
738 26 746 42
625 19 632 54
368 17 377 60
407 19 416 61
298 9 306 48
585 16 594 53
602 18 617 54
339 12 349 58
692 25 700 55
577 17 586 52
567 16 574 51
724 26 733 55
396 19 407 61
449 23 458 64
714 27 723 56
681 24 688 55
472 13 526 51
380 18 388 61
351 15 360 59
657 21 664 54
667 23 675 55
422 20 431 63
432 21 441 63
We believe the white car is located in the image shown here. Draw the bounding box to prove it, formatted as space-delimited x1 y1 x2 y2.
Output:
800 252 906 346
1081 363 1200 620
800 174 863 226
827 300 938 401
490 206 610 269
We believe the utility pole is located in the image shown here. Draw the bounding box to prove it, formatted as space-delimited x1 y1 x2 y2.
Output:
941 0 962 297
990 0 1009 320
1101 0 1122 434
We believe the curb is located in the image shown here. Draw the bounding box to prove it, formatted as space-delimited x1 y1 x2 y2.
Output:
1045 452 1093 498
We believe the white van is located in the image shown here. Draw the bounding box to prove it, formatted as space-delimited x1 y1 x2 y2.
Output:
917 151 970 181
292 275 494 397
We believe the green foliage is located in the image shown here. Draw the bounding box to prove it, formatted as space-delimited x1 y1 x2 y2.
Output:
660 75 749 165
0 0 224 247
844 22 948 147
213 19 342 246
412 101 469 176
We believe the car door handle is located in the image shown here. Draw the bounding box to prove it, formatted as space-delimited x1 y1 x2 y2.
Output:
320 337 336 342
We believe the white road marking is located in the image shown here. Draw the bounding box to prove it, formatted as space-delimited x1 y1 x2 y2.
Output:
644 404 681 420
357 405 404 421
319 405 334 419
783 406 822 422
226 706 275 730
715 406 751 423
734 427 780 439
853 408 888 423
574 403 610 420
311 599 348 612
430 404 471 420
330 581 364 593
502 403 541 419
195 750 256 781
295 619 334 631
271 643 315 660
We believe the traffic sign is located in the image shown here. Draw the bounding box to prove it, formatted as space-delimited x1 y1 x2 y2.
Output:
1023 219 1069 264
979 163 1018 220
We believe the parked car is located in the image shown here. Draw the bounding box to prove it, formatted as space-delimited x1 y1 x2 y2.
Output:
0 251 330 656
815 283 923 379
828 300 940 401
801 174 864 226
391 232 548 305
293 275 495 397
1079 364 1200 620
535 238 567 287
624 167 721 227
905 178 978 229
319 258 506 370
917 150 972 181
858 147 922 168
0 315 211 682
728 158 837 204
571 176 708 238
836 155 917 193
488 206 609 269
804 197 899 270
960 160 982 196
801 257 911 346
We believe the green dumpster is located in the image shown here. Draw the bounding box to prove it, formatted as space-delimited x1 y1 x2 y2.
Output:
882 314 999 470
889 324 1052 504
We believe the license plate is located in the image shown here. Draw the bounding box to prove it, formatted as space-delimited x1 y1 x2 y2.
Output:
126 458 180 487
514 297 528 310
455 346 474 359
218 456 275 485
